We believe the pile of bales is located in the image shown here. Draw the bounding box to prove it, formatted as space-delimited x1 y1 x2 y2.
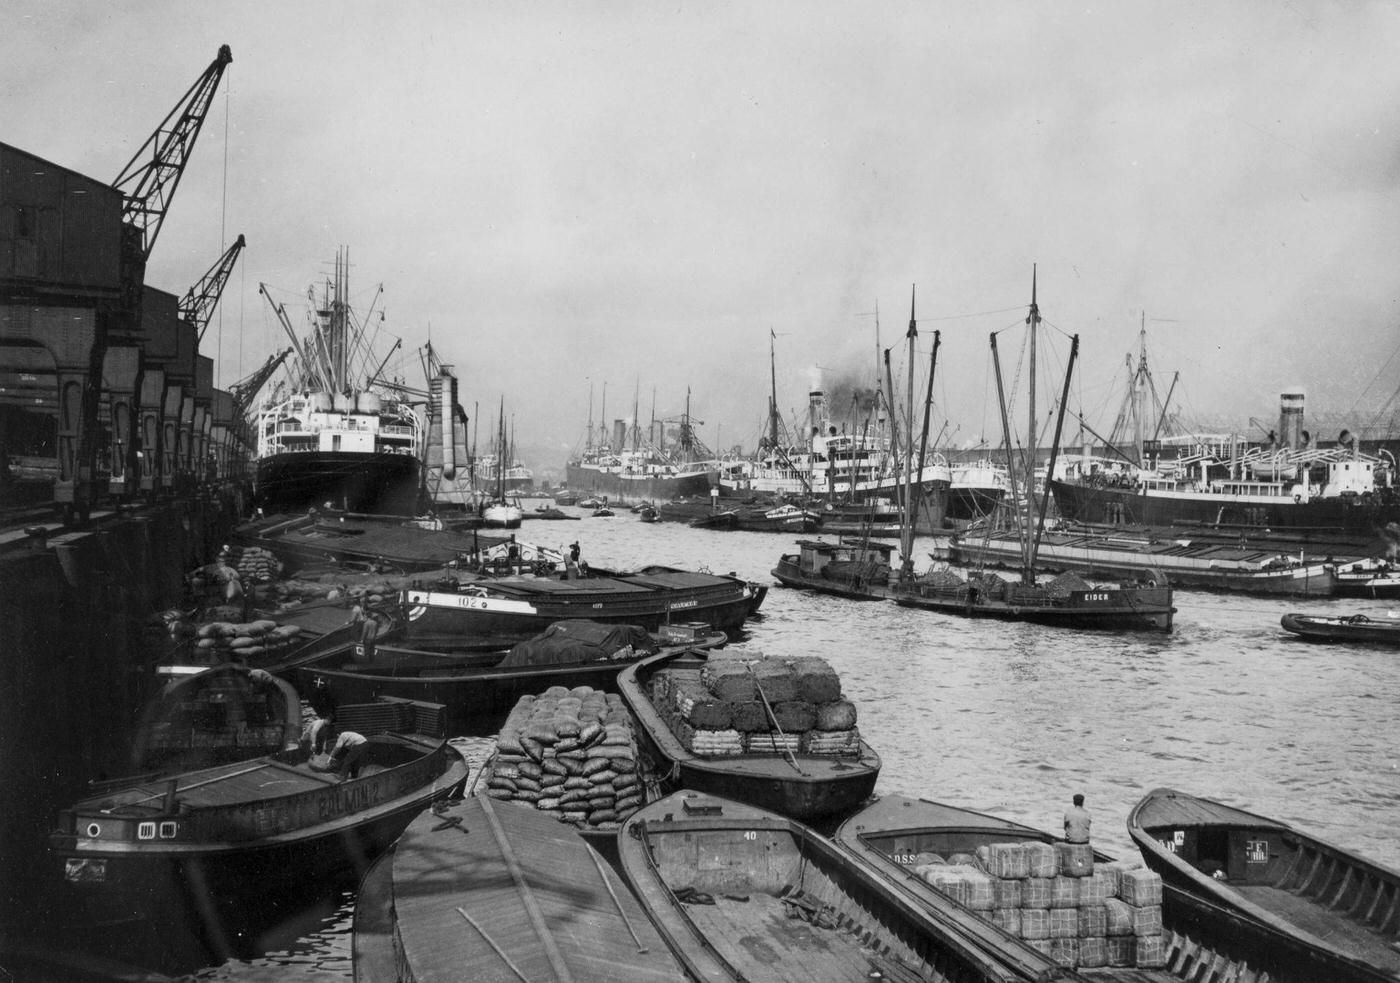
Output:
915 842 1166 970
649 648 861 757
485 686 645 830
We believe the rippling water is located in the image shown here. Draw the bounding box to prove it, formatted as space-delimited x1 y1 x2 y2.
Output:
67 514 1400 980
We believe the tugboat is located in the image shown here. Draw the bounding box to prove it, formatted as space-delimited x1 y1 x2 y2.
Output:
254 250 422 515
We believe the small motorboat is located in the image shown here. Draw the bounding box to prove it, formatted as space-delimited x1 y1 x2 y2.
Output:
578 496 605 509
1128 787 1400 979
592 506 615 518
638 505 659 523
1280 611 1400 645
616 791 1046 983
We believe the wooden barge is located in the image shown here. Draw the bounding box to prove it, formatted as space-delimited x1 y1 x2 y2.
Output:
354 795 683 983
293 621 727 735
1128 787 1400 979
51 733 468 949
617 790 1053 983
617 648 880 821
403 565 766 646
894 573 1175 632
951 524 1340 596
835 793 1393 983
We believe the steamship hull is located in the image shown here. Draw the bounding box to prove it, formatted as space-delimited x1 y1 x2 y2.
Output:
564 462 714 505
255 451 420 516
1049 478 1399 537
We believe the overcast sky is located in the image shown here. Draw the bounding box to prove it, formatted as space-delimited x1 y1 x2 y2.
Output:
7 1 1400 470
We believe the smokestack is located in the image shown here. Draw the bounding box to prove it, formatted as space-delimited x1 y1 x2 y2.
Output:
613 419 626 451
1279 391 1305 451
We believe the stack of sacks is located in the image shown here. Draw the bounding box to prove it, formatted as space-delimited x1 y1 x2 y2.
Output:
486 686 646 830
189 619 304 660
230 546 283 584
649 648 861 757
916 841 1165 971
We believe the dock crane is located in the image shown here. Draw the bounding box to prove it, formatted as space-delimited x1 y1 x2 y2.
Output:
182 234 246 342
231 348 292 419
112 44 233 263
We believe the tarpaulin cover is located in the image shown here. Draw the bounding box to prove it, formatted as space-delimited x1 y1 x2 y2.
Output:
498 620 656 668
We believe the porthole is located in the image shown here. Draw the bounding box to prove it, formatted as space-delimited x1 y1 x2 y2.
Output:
85 823 101 838
138 822 156 840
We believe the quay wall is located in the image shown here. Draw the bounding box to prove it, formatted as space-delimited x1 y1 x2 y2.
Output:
0 494 240 935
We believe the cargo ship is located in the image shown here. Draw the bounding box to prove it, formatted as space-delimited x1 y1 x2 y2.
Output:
253 251 423 515
564 389 716 505
1049 393 1399 539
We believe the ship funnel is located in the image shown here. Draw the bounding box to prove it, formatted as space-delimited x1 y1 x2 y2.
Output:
1279 391 1305 451
440 367 457 479
612 419 626 452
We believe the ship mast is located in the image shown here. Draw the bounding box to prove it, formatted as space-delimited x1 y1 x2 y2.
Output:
768 330 780 451
900 286 917 581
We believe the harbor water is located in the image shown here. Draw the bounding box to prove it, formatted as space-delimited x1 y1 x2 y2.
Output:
64 512 1400 980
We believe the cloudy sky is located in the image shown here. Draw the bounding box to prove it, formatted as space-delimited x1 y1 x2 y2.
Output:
7 1 1400 471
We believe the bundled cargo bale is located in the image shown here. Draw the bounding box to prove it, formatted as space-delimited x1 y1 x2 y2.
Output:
991 877 1022 909
1056 841 1094 877
746 733 801 755
985 842 1031 879
1128 905 1162 938
1024 842 1058 878
1048 938 1080 970
1020 908 1050 940
700 659 757 702
962 868 996 911
1049 876 1078 909
689 728 744 756
771 700 816 732
1105 936 1134 967
813 699 858 730
750 660 797 703
1078 869 1114 905
728 701 769 732
789 657 841 703
1048 908 1077 939
1078 936 1107 969
923 866 972 906
990 908 1021 938
1078 905 1107 938
1134 934 1166 968
1021 877 1053 908
1096 858 1143 897
1117 868 1163 906
1102 898 1135 936
670 676 733 730
801 730 859 756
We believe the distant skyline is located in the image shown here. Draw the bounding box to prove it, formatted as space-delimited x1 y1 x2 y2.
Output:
7 1 1400 471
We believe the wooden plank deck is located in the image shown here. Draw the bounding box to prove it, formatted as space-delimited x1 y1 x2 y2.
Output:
679 893 912 983
391 797 681 982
